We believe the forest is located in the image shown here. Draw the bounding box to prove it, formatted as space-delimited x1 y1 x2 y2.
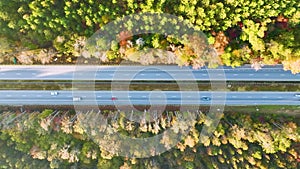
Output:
0 109 299 168
0 0 299 73
0 1 299 168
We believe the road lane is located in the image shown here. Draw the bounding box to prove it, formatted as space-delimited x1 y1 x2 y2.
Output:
0 65 299 81
0 90 299 105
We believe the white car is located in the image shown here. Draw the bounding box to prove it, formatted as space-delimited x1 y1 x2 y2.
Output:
294 94 300 97
73 97 82 101
50 92 58 96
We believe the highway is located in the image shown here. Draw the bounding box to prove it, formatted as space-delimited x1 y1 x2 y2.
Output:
0 90 299 105
0 65 300 81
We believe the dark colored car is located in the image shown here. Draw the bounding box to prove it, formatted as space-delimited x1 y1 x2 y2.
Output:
201 97 211 101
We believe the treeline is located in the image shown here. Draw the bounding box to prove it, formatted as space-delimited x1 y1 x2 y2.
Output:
0 0 299 73
0 109 299 168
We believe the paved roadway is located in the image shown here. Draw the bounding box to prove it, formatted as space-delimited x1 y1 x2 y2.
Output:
0 90 299 105
0 65 300 81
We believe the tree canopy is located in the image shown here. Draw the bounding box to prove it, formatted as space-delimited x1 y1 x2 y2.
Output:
0 0 299 72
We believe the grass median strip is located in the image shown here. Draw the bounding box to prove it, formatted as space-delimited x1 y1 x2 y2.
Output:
0 80 299 91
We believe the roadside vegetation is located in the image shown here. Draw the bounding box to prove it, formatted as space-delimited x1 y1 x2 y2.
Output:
0 0 299 73
0 108 299 168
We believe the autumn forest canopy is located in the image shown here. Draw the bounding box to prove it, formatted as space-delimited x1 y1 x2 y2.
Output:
0 0 299 73
0 109 299 168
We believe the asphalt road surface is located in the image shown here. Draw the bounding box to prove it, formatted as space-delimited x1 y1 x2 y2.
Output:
1 65 299 81
0 90 299 105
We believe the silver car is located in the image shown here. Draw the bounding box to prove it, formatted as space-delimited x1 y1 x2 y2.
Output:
73 97 82 101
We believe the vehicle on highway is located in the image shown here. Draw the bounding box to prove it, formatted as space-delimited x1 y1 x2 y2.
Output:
294 94 300 97
73 97 82 101
201 96 211 101
50 92 58 96
111 97 118 101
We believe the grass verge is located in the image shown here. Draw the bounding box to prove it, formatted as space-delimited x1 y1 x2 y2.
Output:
0 81 299 91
